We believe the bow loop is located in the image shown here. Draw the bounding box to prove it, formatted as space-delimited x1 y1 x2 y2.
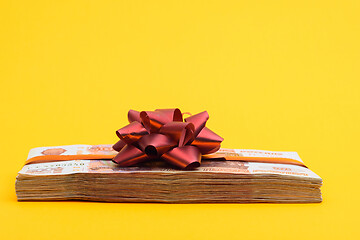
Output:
155 108 183 122
161 145 201 169
159 122 195 147
116 121 148 144
112 139 126 152
140 110 175 133
113 145 149 166
128 109 142 123
191 127 224 154
184 111 209 137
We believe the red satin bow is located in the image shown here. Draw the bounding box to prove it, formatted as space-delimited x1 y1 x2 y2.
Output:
112 109 224 169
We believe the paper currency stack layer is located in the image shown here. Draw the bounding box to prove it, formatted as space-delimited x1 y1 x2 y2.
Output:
16 159 322 203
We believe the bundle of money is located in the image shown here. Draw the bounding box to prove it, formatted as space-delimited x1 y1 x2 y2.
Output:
15 145 322 203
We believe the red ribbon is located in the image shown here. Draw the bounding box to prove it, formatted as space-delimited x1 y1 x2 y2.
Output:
112 109 224 169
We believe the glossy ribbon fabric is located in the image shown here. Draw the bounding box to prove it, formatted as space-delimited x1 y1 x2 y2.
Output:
112 109 224 169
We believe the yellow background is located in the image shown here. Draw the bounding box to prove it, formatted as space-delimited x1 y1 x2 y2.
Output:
1 0 359 239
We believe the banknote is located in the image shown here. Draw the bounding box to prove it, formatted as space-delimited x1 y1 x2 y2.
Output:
18 159 321 180
25 144 306 167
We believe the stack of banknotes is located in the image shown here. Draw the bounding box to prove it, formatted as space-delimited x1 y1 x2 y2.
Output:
15 145 322 203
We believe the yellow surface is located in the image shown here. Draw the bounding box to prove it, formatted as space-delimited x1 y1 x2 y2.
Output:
1 1 359 239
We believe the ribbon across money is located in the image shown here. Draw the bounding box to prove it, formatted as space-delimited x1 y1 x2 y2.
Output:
112 109 224 169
